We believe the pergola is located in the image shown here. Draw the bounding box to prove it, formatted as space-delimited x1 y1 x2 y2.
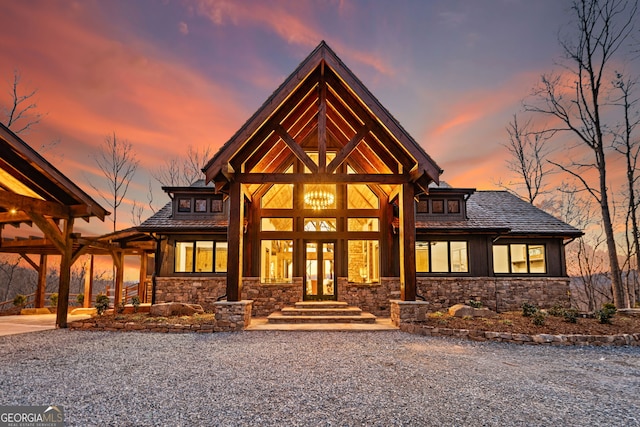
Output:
0 123 115 327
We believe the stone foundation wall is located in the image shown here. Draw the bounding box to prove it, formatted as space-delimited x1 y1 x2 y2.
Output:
338 277 400 316
155 277 226 312
242 277 303 317
417 277 570 312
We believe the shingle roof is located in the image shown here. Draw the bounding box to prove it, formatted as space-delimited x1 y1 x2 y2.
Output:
136 202 228 232
417 191 582 237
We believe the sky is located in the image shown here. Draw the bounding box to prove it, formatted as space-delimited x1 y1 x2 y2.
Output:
0 0 635 240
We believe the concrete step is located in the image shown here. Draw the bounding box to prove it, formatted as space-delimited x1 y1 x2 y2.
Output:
267 312 377 324
281 306 363 316
294 301 349 309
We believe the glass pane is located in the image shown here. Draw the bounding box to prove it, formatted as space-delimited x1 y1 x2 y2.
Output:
450 241 468 272
492 245 510 273
261 240 293 283
348 184 379 209
306 242 318 296
347 218 379 232
195 241 214 272
447 200 460 214
432 200 444 213
175 242 193 272
528 245 546 273
303 184 336 210
510 244 528 273
261 218 293 231
304 218 337 232
347 240 380 284
261 184 293 209
431 241 449 272
215 242 228 273
322 243 334 296
416 242 430 273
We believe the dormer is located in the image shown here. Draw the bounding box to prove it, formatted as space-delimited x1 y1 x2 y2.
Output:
416 186 475 221
163 180 227 220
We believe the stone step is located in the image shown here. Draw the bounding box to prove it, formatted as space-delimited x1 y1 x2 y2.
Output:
281 306 363 316
294 301 349 309
267 312 377 324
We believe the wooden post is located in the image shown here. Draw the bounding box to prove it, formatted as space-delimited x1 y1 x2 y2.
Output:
35 254 47 308
56 217 74 328
226 181 244 301
83 255 93 308
138 252 147 302
399 182 416 301
113 251 124 307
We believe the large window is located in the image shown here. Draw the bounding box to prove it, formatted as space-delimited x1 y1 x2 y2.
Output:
493 244 546 274
416 241 468 273
348 240 379 284
261 240 294 283
175 241 227 273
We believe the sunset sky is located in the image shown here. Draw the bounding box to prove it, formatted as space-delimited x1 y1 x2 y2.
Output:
1 0 635 239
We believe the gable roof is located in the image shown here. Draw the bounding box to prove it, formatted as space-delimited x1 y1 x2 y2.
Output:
0 123 108 224
203 41 441 187
417 191 583 238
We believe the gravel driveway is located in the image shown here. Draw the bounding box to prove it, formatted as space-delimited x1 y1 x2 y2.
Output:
0 330 638 426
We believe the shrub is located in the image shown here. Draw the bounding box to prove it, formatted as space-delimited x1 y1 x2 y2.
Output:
13 294 27 307
548 304 566 317
595 303 617 324
76 294 84 306
131 295 141 313
49 293 58 307
522 302 538 317
563 308 579 324
532 311 546 326
95 294 110 316
468 299 483 308
115 301 125 314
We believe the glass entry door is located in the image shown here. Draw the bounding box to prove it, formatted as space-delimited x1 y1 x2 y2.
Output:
304 241 336 300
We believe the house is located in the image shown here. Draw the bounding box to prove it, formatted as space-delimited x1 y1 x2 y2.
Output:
137 42 581 324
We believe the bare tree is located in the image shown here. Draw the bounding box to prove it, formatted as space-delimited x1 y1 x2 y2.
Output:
611 72 640 305
0 254 22 302
500 114 552 204
152 145 212 187
90 132 139 232
2 69 43 134
525 0 639 308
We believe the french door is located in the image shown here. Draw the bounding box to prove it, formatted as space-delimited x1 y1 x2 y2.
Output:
304 240 336 300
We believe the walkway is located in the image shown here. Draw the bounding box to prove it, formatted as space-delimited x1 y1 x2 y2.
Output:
0 313 93 336
245 317 397 331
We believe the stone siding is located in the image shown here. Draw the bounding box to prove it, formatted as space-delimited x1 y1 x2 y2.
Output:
338 277 400 316
417 277 570 312
390 300 430 326
155 277 226 312
242 277 303 317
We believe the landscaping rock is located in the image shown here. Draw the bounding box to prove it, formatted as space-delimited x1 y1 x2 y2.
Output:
448 304 497 318
150 302 204 317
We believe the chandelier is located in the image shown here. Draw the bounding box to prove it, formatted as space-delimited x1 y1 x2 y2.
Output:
304 189 335 210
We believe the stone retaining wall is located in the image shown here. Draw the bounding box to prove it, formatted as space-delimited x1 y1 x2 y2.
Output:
155 277 226 312
399 323 640 346
417 277 570 312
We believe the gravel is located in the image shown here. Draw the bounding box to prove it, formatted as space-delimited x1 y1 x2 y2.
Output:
0 330 639 426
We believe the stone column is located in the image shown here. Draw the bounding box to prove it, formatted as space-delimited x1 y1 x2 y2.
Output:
213 300 253 332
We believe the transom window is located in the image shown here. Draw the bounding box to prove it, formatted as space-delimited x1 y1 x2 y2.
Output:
416 241 468 273
304 218 337 232
175 241 227 273
493 244 546 274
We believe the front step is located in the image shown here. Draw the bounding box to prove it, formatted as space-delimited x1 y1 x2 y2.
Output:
267 301 377 324
267 312 377 324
